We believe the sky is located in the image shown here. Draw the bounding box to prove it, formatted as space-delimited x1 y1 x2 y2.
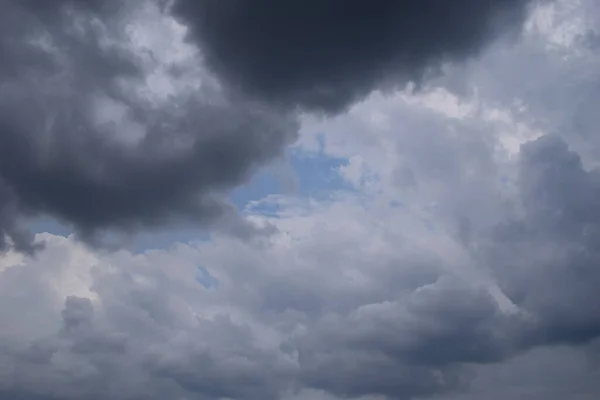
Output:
1 0 600 399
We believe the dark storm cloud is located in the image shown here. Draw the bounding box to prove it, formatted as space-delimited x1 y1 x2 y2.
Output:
0 0 542 252
0 0 297 250
174 0 537 113
481 135 600 348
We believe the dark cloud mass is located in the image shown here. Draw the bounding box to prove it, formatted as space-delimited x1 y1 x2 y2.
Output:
174 0 535 113
0 0 297 250
0 0 540 251
0 0 539 251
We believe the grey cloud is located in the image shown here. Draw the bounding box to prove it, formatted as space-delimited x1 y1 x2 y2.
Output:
2 236 507 400
433 0 600 162
0 245 294 400
2 1 600 398
0 0 297 251
420 0 600 355
3 132 600 400
0 0 549 252
293 276 523 399
268 133 600 400
0 181 38 253
283 85 600 397
434 343 600 400
173 0 537 113
480 135 600 348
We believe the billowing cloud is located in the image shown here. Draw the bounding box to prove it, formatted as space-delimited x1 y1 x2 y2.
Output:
174 0 537 113
0 215 520 400
0 0 550 251
0 0 297 251
482 134 600 347
2 0 600 399
3 131 600 400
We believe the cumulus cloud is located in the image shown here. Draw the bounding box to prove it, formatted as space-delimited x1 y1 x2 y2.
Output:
0 0 296 251
0 0 551 251
482 134 600 347
3 132 600 400
2 0 600 399
0 213 515 400
174 0 537 113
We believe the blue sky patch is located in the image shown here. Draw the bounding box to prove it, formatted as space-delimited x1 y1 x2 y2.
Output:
196 266 219 289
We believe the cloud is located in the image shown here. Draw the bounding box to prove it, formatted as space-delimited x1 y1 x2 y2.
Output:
0 0 296 250
174 0 537 113
440 343 600 400
433 0 600 161
0 0 557 252
482 135 600 347
0 205 515 400
0 234 294 400
292 276 523 399
2 0 600 399
3 137 600 400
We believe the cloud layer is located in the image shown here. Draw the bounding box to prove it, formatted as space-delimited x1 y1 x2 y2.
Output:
2 0 600 399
